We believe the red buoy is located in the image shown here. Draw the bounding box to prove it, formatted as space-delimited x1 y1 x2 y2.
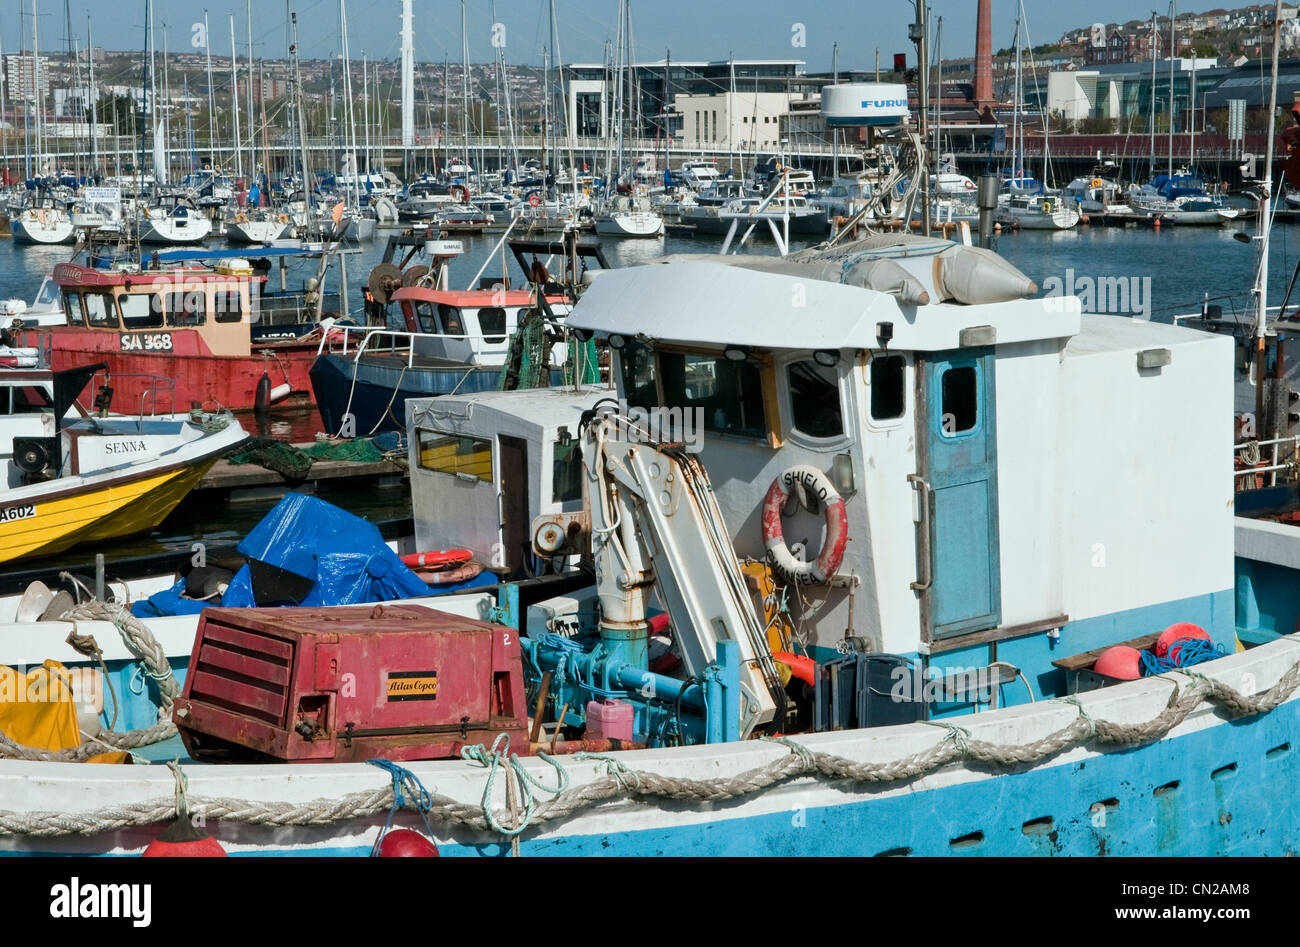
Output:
142 817 227 857
1156 623 1209 658
1094 645 1143 681
376 829 440 857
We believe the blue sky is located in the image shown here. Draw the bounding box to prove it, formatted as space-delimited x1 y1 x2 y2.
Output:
2 1 1242 70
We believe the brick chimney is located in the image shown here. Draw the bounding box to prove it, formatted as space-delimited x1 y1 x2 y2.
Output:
974 0 995 120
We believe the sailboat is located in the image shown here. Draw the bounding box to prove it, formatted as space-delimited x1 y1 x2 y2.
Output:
994 1 1078 231
592 1 663 238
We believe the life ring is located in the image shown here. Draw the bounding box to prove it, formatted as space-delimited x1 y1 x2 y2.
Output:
236 212 248 223
400 549 472 570
1040 200 1053 214
964 180 975 190
761 465 848 585
1091 177 1103 187
278 213 289 224
529 193 541 207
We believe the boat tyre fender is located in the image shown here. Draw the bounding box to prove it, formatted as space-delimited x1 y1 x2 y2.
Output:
761 465 848 585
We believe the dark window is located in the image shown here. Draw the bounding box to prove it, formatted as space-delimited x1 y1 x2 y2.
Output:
659 351 766 440
438 304 465 336
941 366 978 434
787 359 844 438
212 291 243 323
119 293 164 329
62 292 82 323
477 307 507 344
870 354 906 421
0 385 53 414
551 438 584 503
83 293 117 328
618 344 658 412
166 290 205 327
413 301 438 333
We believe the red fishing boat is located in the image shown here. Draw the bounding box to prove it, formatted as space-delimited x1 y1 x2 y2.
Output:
25 254 342 414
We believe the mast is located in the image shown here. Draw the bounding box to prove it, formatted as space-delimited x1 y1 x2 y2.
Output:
32 0 41 174
88 16 96 178
1148 10 1157 177
1167 0 1175 179
246 0 255 182
362 51 370 187
461 0 470 175
229 15 242 180
290 11 311 214
1254 0 1283 424
205 10 215 167
340 0 359 209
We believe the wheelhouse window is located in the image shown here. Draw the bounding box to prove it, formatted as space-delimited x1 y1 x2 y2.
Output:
211 290 243 324
417 431 492 482
83 293 117 328
551 437 584 503
869 354 906 421
118 293 164 330
62 292 83 323
438 304 465 336
0 385 53 414
166 290 206 327
618 343 658 412
477 307 507 344
659 350 767 440
412 301 437 333
940 366 978 434
787 359 844 439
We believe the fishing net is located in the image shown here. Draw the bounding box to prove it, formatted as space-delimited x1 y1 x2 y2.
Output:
224 437 386 481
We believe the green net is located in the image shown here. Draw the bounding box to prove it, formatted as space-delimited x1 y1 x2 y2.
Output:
225 436 386 481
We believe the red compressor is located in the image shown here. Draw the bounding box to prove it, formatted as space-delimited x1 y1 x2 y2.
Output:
173 603 529 762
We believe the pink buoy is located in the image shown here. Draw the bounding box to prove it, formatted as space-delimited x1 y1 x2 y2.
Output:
1156 623 1209 658
1094 645 1143 681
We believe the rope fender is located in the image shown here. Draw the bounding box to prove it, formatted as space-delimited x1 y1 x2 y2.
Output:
1 658 1298 840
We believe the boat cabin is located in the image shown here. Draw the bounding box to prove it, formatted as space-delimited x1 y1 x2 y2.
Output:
405 386 606 574
393 287 572 366
51 261 265 358
565 238 1234 715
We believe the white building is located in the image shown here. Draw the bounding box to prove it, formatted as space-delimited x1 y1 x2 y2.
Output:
672 91 795 150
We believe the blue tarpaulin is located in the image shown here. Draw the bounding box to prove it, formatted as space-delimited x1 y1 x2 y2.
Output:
130 496 433 617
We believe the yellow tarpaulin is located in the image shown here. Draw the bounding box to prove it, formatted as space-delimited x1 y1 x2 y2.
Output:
0 660 80 752
0 661 130 762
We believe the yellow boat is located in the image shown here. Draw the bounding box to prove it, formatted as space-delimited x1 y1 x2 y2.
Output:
1 353 246 565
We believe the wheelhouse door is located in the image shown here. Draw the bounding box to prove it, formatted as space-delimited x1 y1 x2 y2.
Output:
916 348 1001 640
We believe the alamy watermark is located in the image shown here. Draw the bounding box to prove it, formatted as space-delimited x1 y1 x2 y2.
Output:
1042 268 1151 319
595 400 705 453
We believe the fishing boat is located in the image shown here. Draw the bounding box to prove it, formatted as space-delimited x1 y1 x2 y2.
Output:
0 350 246 564
21 246 354 414
6 231 1299 857
311 237 606 436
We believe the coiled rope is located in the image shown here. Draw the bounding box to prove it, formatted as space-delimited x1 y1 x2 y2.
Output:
1 656 1299 840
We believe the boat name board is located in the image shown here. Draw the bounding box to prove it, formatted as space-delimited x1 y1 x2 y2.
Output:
119 333 173 352
0 504 36 523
